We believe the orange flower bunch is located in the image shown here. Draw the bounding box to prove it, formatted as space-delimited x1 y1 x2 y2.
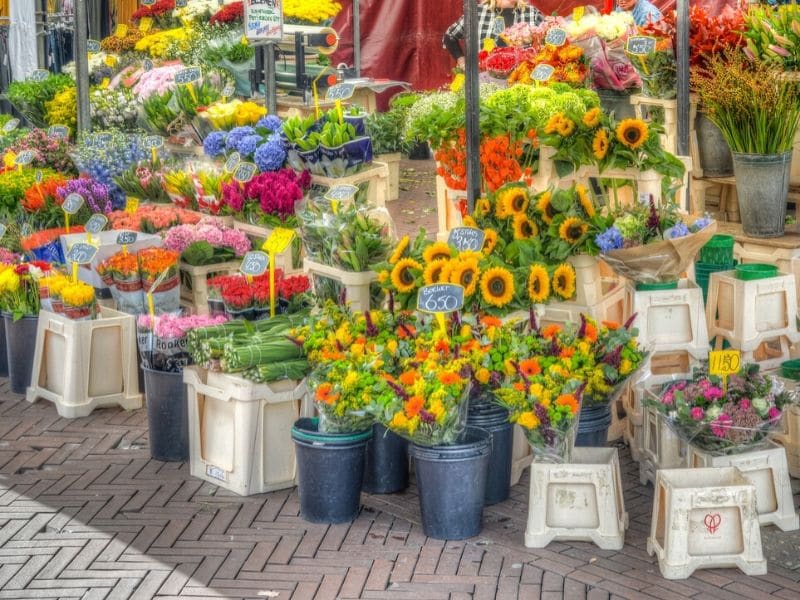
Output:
434 128 468 191
138 248 179 281
22 175 66 213
20 226 85 252
103 252 139 277
108 205 201 233
479 134 523 191
509 42 588 86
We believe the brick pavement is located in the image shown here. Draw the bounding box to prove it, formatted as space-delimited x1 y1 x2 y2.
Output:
0 163 799 599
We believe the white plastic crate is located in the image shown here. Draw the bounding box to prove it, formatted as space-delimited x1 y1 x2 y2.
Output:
510 424 532 486
179 261 242 316
525 447 627 550
304 258 377 313
435 173 465 241
772 404 800 448
26 308 142 418
375 152 401 201
607 395 626 443
736 243 800 285
568 254 605 307
639 404 685 486
647 467 767 580
539 279 630 328
706 270 800 353
311 161 390 209
685 441 798 531
184 366 312 496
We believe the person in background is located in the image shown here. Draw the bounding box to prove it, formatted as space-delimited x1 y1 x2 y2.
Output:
443 0 543 69
617 0 662 26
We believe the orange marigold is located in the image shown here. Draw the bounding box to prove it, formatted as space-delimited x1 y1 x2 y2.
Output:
405 395 425 417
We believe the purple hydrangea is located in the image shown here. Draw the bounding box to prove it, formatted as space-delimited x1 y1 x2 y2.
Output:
254 140 287 172
257 115 283 132
225 126 256 152
693 217 712 231
203 131 227 158
236 134 262 157
595 226 624 253
668 222 690 239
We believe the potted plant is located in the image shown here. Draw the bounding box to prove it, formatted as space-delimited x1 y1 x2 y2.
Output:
692 50 800 238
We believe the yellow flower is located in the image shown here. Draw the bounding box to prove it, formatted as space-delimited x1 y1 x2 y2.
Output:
620 359 633 376
343 370 359 390
512 214 538 240
544 113 565 135
378 270 390 284
475 368 490 384
423 260 449 285
576 184 596 217
476 198 491 216
390 411 409 430
390 258 421 294
615 119 649 150
501 186 530 215
449 258 480 297
423 242 452 264
234 101 267 126
389 235 410 264
462 215 478 228
386 339 398 356
582 107 601 128
61 282 95 307
517 411 540 430
552 263 577 300
593 128 610 160
429 399 446 422
480 267 515 308
536 191 555 224
527 264 550 304
556 117 576 137
558 217 589 244
460 324 472 338
483 229 498 255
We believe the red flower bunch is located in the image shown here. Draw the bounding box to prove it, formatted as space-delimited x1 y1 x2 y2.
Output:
220 277 253 310
278 274 310 300
132 0 175 20
210 271 286 309
480 134 524 192
435 128 467 191
210 1 244 25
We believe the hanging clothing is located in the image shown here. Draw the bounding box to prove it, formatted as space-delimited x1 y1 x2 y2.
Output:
9 0 37 81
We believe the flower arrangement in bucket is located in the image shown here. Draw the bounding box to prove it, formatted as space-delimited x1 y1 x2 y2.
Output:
644 364 795 454
59 281 98 321
0 261 47 320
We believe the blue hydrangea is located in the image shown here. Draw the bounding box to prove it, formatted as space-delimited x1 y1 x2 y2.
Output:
203 131 227 157
692 217 712 231
257 115 283 132
225 126 256 152
595 226 624 253
668 222 691 239
236 134 262 157
254 140 287 172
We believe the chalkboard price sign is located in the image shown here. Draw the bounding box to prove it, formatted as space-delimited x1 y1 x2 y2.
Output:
233 162 257 183
2 118 19 133
326 83 356 101
15 150 35 166
626 36 657 56
144 135 164 149
143 58 154 72
30 69 49 82
35 170 43 183
224 152 241 172
116 230 137 246
417 284 465 314
62 193 85 215
48 125 69 139
447 227 486 253
67 242 99 265
85 214 108 235
0 224 7 241
94 133 113 147
240 251 269 277
545 27 568 47
175 66 202 85
141 0 156 5
176 0 188 6
222 83 236 98
87 39 101 53
531 64 555 82
324 184 358 202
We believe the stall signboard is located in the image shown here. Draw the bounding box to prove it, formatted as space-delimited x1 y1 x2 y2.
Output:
245 0 283 42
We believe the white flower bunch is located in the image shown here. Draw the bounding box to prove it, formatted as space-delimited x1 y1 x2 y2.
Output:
90 88 139 131
566 13 634 41
174 0 238 23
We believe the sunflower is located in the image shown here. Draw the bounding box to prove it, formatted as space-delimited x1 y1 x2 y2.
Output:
615 118 649 150
462 215 478 227
527 263 550 303
544 113 567 135
536 191 555 224
476 197 491 216
423 242 452 264
556 117 576 137
390 258 422 293
513 214 538 240
552 263 577 300
592 128 609 160
423 260 450 285
576 184 596 217
449 258 480 296
389 235 410 264
480 267 515 308
582 107 601 128
558 216 589 244
496 185 528 218
482 229 498 255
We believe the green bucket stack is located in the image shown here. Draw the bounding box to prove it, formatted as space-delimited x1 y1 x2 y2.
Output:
696 234 736 304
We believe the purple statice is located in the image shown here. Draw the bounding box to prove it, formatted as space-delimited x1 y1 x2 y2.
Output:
225 126 256 152
236 134 262 157
667 222 690 239
595 226 624 253
57 177 113 214
254 139 287 172
203 131 227 158
257 115 282 132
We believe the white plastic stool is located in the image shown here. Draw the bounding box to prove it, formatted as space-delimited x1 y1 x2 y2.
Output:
686 441 798 531
648 467 767 579
639 405 685 486
510 425 532 486
526 447 627 550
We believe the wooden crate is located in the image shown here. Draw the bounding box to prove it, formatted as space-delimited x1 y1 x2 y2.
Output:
310 161 390 208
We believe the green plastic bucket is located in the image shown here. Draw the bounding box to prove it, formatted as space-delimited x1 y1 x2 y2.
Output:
635 280 679 291
695 261 736 303
699 234 735 266
735 263 778 280
781 359 800 380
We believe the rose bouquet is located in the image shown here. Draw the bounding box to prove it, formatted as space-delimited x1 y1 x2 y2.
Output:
137 312 228 372
131 0 180 29
210 1 244 26
644 364 794 454
164 220 251 265
175 0 239 24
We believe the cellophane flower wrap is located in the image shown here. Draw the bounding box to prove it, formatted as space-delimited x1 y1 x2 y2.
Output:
0 262 47 321
138 313 228 372
644 364 794 455
60 281 98 321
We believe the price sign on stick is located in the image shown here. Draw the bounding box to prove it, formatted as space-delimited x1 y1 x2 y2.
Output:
545 27 568 47
141 0 156 5
262 228 296 316
67 242 99 282
125 197 140 215
116 230 137 246
139 17 153 33
85 214 108 235
531 64 555 82
48 125 69 139
709 349 741 392
30 69 49 82
240 251 269 277
417 283 465 338
626 36 657 56
146 267 172 319
15 150 34 167
324 184 358 213
233 162 257 183
2 118 19 133
0 224 7 241
222 82 235 101
115 24 128 39
326 83 356 102
87 39 101 54
62 193 84 215
224 152 241 173
175 66 202 85
35 170 43 183
143 58 154 71
448 227 485 253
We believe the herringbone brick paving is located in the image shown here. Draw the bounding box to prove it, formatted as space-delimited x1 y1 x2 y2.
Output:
1 376 800 600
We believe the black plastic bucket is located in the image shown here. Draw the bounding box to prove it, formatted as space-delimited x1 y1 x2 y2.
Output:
142 366 189 462
362 422 409 494
467 403 512 505
0 316 9 378
292 417 372 523
575 404 612 447
410 426 491 540
3 313 37 394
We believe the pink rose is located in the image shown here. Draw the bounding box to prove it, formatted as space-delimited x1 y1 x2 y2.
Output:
768 407 782 421
690 407 704 421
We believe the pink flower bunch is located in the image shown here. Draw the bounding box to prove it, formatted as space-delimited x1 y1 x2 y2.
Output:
133 64 183 100
0 248 20 264
138 313 229 340
163 220 251 256
222 168 311 222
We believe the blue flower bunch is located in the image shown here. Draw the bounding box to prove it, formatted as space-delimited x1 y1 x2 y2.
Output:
202 118 287 172
595 204 713 252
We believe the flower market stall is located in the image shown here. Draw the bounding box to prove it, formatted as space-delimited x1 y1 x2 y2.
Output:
0 0 799 586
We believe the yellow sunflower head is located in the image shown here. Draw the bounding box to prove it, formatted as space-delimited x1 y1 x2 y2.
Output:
457 250 483 263
482 229 499 255
512 213 538 240
556 117 576 137
423 259 451 286
527 263 550 304
593 128 610 160
536 190 555 225
558 216 589 244
389 235 410 265
480 267 515 308
552 263 577 300
449 258 480 297
576 184 596 217
544 113 566 135
423 242 453 264
582 107 601 128
495 185 528 219
462 215 478 227
615 118 649 150
475 197 492 217
391 258 422 294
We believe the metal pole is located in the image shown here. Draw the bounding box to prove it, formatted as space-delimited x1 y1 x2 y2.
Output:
74 0 91 135
676 0 689 158
353 0 360 77
263 43 277 114
463 0 480 212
